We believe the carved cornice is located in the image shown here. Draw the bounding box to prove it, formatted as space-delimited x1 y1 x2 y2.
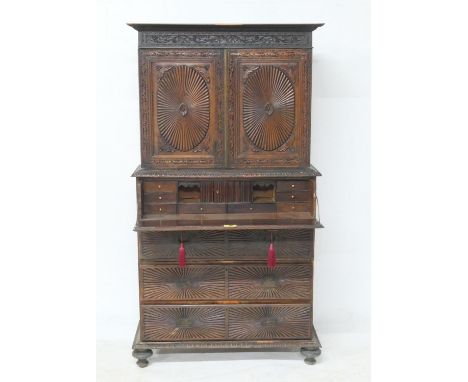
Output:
132 166 322 178
139 31 312 48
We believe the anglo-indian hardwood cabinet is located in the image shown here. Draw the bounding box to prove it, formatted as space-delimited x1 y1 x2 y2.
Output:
128 24 324 367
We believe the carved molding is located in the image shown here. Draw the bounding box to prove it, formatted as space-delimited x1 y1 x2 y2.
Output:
140 31 311 48
132 166 322 178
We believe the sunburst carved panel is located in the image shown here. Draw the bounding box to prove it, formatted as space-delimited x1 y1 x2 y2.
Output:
141 266 225 300
157 65 210 152
242 66 295 151
228 265 311 300
274 229 314 258
142 306 225 341
140 231 225 260
228 305 311 340
139 230 313 260
226 230 312 258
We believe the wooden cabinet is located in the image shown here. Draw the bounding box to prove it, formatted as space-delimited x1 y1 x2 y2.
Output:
129 23 324 367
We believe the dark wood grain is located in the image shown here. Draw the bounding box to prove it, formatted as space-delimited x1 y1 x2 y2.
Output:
227 49 311 168
130 23 323 365
139 229 314 260
139 49 224 168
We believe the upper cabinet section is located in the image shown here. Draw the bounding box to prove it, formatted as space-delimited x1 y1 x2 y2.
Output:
139 49 224 168
227 49 311 168
130 24 323 169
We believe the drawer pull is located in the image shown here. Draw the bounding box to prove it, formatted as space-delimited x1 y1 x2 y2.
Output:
291 184 295 188
159 208 162 212
291 195 295 199
158 196 162 200
158 185 161 189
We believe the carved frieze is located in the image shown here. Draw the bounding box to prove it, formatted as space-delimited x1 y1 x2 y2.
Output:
139 31 311 48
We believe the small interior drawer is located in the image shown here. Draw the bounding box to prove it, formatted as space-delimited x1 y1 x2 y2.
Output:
144 192 177 203
276 180 310 192
276 191 311 202
227 203 276 213
142 181 177 193
276 203 311 213
178 203 226 214
143 203 177 215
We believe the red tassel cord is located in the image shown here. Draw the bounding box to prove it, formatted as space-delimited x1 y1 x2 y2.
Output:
179 241 186 267
267 242 276 268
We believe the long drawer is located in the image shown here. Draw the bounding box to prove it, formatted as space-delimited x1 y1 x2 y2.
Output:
140 264 312 302
141 304 311 341
139 230 314 261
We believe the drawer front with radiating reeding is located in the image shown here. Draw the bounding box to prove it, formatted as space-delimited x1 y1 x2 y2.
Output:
141 304 311 341
140 264 312 302
139 230 314 261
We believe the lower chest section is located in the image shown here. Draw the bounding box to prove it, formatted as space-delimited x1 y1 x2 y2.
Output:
138 229 314 342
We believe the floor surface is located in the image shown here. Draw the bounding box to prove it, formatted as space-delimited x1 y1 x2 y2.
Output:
97 331 369 382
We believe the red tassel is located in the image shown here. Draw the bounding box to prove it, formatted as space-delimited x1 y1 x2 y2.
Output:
179 242 186 267
267 242 276 268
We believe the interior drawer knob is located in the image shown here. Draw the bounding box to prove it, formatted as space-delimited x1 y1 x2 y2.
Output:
158 196 162 200
291 195 295 199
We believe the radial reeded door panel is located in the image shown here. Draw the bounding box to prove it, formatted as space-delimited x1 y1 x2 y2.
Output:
139 49 224 168
227 49 311 168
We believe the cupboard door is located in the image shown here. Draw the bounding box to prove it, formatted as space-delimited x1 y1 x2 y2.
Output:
227 49 311 168
139 49 224 168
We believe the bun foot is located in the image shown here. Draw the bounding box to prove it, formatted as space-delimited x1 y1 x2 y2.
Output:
300 347 321 365
132 348 153 368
